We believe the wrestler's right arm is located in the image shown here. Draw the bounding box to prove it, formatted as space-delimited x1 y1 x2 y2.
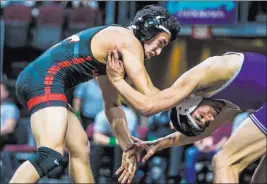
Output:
96 75 133 151
115 34 160 96
97 75 137 183
107 53 222 116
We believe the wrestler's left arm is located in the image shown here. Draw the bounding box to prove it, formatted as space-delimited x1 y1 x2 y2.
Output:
128 112 232 162
150 111 234 150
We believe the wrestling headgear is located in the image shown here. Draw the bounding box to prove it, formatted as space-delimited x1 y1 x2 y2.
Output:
170 95 207 136
130 5 180 42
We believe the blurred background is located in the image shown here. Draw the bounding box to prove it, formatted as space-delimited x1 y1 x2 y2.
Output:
0 1 266 184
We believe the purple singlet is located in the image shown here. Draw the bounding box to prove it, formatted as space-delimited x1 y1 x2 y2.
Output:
208 52 266 135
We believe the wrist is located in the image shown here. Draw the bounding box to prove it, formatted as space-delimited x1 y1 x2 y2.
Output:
154 139 162 151
75 111 81 119
112 78 124 85
109 137 117 146
121 142 134 152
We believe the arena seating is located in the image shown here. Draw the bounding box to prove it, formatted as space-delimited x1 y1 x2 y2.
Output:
3 4 31 48
32 4 64 50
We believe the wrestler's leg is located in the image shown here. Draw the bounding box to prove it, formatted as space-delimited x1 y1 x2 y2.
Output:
65 110 94 183
251 154 266 184
10 107 68 183
212 118 266 183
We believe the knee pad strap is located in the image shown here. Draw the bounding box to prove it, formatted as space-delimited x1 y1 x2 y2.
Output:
29 146 63 178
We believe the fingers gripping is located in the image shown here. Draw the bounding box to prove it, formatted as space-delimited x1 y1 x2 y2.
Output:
142 149 155 163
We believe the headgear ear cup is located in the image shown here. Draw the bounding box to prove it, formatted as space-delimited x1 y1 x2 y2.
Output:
132 15 165 42
170 95 206 136
130 5 181 42
171 107 201 136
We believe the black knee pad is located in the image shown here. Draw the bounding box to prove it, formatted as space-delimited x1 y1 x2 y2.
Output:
28 146 64 178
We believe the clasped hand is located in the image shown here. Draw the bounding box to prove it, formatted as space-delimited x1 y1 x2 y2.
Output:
106 48 125 82
115 136 160 183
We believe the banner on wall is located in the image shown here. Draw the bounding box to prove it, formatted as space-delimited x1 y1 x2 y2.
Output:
165 1 238 25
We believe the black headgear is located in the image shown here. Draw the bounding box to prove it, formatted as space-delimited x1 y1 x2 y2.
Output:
131 15 171 42
170 95 207 137
130 5 180 42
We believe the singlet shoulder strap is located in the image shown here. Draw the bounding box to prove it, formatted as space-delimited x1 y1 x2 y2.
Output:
223 52 242 56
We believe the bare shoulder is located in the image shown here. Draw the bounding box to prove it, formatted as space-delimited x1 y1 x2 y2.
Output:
192 56 231 79
91 26 142 63
181 56 222 80
108 26 142 48
198 56 224 70
193 55 240 95
179 56 227 93
200 54 242 74
95 26 140 46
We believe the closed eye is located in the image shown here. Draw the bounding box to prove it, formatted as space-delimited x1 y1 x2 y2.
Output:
159 39 167 48
162 39 167 46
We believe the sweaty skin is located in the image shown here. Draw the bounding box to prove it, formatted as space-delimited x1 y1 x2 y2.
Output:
90 26 167 151
128 110 266 183
107 51 267 183
92 26 170 95
106 51 242 116
91 26 171 183
10 26 171 184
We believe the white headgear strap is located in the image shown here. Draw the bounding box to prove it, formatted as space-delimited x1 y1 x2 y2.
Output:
175 95 203 131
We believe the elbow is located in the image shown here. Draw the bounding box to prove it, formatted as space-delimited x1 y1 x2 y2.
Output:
139 107 153 117
104 102 122 113
136 99 155 117
140 111 153 117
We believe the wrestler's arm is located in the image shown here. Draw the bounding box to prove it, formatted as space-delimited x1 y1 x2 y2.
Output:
112 64 205 116
110 56 221 116
118 36 160 95
97 75 133 151
155 113 227 150
135 120 223 163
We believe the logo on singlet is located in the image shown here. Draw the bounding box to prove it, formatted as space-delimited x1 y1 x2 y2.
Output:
54 159 60 166
51 35 80 48
68 35 80 43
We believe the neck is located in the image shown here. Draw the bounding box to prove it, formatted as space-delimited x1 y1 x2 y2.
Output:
127 26 144 46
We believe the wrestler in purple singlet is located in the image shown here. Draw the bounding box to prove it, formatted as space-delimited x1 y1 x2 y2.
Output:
208 52 266 135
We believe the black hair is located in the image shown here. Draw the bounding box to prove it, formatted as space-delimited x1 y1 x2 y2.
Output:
131 5 180 41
